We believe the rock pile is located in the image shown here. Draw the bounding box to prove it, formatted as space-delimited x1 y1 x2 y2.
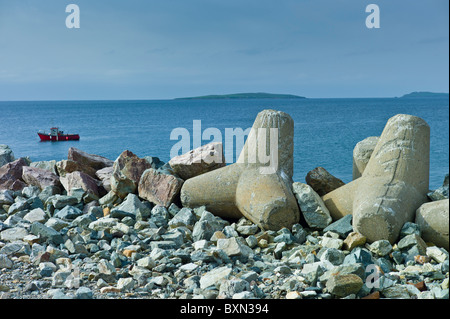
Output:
0 112 448 300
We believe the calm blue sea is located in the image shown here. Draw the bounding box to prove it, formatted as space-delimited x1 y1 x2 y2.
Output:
0 98 448 189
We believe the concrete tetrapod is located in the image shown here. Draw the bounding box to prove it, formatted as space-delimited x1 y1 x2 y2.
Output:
323 114 430 244
180 110 300 230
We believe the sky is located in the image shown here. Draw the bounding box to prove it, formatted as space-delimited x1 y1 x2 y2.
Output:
0 0 448 100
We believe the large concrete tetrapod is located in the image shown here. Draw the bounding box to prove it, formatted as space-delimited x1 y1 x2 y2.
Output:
180 110 300 230
323 114 430 244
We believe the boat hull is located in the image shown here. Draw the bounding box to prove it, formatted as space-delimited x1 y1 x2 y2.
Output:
38 133 80 142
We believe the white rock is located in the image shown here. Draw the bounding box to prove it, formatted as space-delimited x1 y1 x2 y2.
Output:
200 266 232 289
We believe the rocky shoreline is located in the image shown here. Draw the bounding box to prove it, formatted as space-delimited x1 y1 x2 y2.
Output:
0 111 449 300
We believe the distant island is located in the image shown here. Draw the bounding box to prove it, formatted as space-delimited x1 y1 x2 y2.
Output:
400 91 449 99
175 92 306 100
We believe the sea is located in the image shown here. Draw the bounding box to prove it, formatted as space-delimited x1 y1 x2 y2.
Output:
0 97 448 189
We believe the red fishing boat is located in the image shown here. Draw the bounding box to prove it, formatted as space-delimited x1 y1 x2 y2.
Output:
38 127 80 142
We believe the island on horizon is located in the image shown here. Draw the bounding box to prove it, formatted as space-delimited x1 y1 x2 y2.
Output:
174 92 306 100
399 91 449 99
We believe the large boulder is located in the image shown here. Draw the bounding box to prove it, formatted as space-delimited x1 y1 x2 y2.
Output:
110 150 151 198
30 160 57 175
22 166 61 190
0 158 29 191
415 199 449 251
305 167 345 196
168 142 226 180
96 166 113 192
56 159 97 178
138 168 184 207
68 147 113 171
0 145 15 167
60 171 100 198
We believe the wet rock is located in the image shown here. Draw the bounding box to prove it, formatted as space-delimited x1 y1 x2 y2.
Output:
305 167 345 196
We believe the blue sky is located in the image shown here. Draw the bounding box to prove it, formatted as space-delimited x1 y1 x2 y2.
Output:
0 0 448 100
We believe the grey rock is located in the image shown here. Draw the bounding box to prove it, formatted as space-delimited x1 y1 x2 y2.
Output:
368 240 393 257
427 174 449 201
382 285 411 299
0 145 15 167
217 237 252 257
45 218 70 231
47 195 78 210
292 182 332 229
54 205 83 221
0 254 13 269
0 190 14 205
400 222 421 238
343 247 374 268
426 246 449 263
0 227 29 242
30 222 64 245
397 234 427 255
117 277 136 292
320 248 345 266
75 287 93 299
168 207 197 229
323 215 353 238
320 237 343 249
320 263 366 283
111 193 150 220
192 210 227 241
21 186 41 199
200 266 232 289
89 217 118 231
23 208 47 224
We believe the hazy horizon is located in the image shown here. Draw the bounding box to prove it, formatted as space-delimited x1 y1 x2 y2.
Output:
0 0 448 101
1 91 449 102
